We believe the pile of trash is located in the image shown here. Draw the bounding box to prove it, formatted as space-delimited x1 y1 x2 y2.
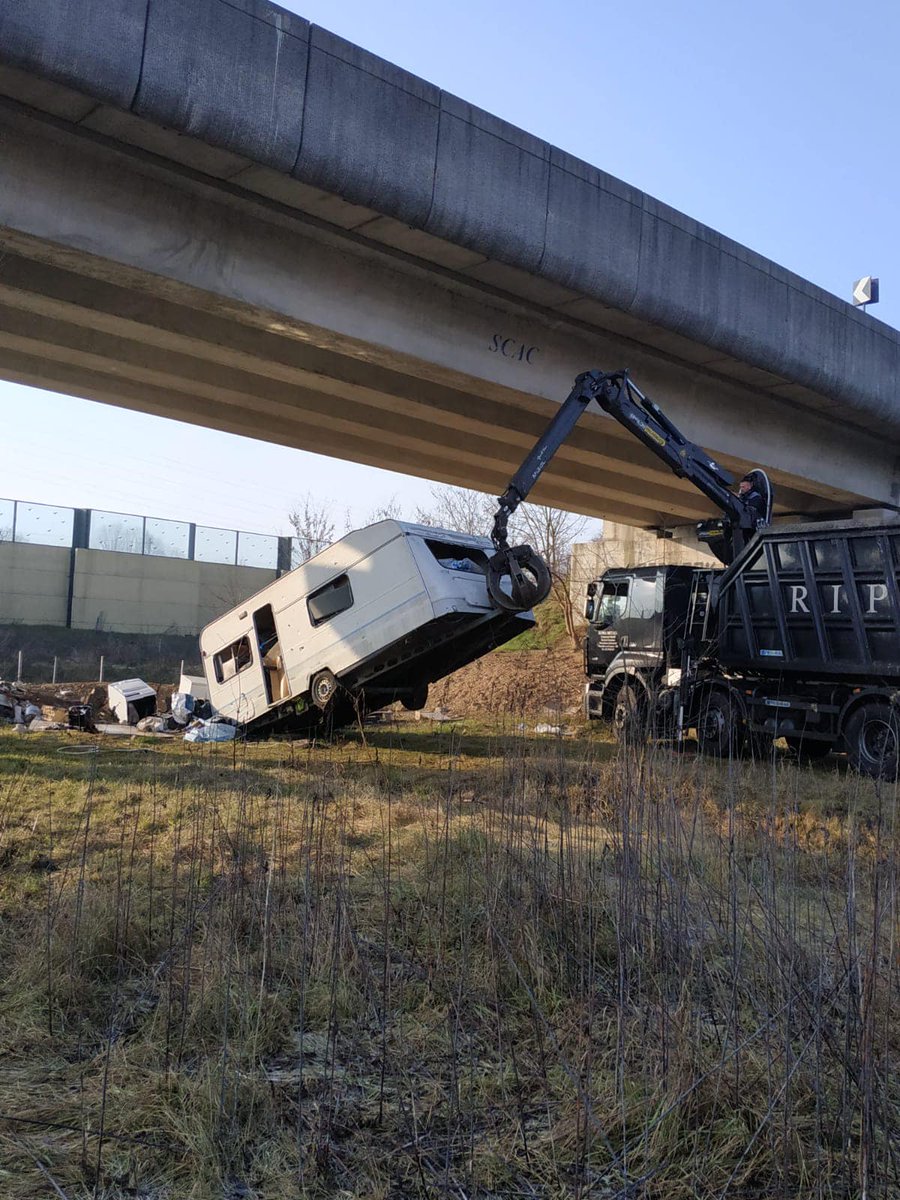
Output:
110 676 237 741
0 673 238 743
0 681 42 731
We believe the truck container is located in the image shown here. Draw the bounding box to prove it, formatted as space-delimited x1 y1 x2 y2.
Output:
200 520 534 737
584 518 900 777
715 519 900 680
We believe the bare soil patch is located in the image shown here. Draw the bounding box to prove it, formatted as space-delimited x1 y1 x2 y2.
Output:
428 646 583 718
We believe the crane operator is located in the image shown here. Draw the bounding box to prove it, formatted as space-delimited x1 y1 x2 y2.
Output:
736 470 773 529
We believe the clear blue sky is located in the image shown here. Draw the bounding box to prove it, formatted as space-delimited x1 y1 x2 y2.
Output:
3 0 896 535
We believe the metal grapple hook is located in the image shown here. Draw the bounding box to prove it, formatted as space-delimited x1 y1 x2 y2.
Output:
486 544 552 612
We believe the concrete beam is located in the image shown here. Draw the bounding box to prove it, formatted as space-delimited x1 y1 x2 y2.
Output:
2 0 900 443
0 101 895 525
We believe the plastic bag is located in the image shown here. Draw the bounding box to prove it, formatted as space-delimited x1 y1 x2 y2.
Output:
184 719 237 743
170 693 195 725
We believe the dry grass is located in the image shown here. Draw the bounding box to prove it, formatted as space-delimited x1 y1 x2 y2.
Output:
0 718 897 1198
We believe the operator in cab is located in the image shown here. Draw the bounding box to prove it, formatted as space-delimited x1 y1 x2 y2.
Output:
737 470 773 528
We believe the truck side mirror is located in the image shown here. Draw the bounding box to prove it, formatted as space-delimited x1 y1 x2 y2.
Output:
584 597 595 621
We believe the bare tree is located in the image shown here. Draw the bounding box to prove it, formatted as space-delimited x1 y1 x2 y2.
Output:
517 504 589 649
91 520 145 553
415 484 503 537
287 493 336 566
366 495 406 523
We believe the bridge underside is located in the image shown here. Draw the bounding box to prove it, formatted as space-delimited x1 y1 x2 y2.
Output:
0 92 893 528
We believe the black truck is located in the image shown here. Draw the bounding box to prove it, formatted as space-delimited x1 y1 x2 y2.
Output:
486 370 900 777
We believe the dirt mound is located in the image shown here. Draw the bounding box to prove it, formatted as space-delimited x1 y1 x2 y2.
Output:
20 682 109 712
428 647 583 719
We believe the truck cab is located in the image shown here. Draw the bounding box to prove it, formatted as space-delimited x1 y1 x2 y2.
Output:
583 565 697 719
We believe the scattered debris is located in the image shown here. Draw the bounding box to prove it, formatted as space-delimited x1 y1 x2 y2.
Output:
41 705 70 724
94 722 173 739
68 704 96 732
415 708 455 722
136 715 170 733
178 672 210 702
170 692 194 725
184 718 238 743
108 678 157 725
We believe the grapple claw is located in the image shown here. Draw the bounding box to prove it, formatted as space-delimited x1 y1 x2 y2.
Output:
486 545 552 612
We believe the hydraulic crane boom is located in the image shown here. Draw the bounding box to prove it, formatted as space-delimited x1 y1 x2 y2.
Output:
486 369 765 610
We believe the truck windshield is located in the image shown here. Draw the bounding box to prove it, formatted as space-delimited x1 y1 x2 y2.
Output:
595 581 629 626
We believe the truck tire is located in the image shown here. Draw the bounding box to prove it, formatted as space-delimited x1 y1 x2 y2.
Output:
613 681 646 743
311 669 339 710
697 688 744 759
844 702 900 779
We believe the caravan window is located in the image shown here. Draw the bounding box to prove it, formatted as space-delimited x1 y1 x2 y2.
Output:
424 539 488 573
308 574 354 626
213 635 252 683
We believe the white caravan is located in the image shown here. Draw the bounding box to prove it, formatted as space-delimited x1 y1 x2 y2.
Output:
199 520 534 736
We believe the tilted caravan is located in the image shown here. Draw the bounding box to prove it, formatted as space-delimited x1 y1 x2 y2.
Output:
200 520 535 736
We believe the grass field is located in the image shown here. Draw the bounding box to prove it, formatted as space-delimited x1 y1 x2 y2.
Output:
0 720 897 1198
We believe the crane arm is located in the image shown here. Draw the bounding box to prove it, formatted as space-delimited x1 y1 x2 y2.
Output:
487 369 761 610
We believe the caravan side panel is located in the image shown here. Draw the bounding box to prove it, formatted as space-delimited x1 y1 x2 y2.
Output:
278 534 430 691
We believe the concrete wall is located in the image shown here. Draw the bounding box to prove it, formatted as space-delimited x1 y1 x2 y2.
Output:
71 550 276 635
0 542 70 625
0 542 276 635
571 522 717 597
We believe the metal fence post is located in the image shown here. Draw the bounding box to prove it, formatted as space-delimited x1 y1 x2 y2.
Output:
98 655 105 683
67 509 91 628
16 650 22 682
52 656 58 685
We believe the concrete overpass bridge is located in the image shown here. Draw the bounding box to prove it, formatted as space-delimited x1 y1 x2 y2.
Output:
0 0 898 531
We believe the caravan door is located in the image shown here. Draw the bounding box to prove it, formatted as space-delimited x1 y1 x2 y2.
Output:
209 629 261 722
254 603 291 706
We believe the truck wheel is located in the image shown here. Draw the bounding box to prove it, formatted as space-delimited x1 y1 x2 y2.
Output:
311 669 339 710
697 689 744 759
613 682 646 743
845 703 900 779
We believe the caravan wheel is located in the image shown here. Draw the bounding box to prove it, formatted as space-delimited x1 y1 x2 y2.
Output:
402 683 429 712
311 669 339 710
